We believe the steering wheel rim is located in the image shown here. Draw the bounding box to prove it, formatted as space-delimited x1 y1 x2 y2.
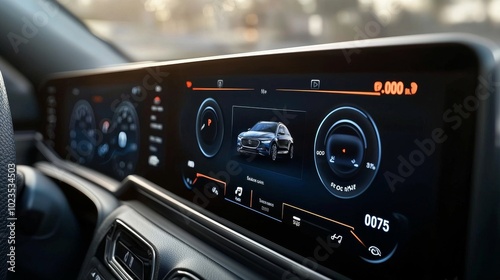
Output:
0 71 16 279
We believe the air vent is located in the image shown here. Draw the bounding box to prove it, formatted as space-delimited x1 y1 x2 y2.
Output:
105 220 156 280
165 270 201 280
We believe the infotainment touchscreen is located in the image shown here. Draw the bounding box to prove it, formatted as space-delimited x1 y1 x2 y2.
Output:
174 45 480 278
177 72 473 276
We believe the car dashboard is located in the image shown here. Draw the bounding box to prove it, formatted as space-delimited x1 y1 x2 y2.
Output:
28 34 500 279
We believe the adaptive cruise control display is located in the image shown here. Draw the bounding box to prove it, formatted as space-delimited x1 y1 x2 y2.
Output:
40 41 483 279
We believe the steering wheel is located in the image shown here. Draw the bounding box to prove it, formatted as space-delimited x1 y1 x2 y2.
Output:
0 72 16 279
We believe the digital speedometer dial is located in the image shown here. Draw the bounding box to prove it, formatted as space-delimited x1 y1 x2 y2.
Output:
110 101 140 179
314 106 381 199
69 100 96 164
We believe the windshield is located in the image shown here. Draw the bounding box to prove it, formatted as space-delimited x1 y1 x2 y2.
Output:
251 122 278 133
57 0 500 62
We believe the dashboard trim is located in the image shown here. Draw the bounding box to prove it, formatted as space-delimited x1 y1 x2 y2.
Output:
465 55 500 279
38 33 496 83
35 132 122 193
124 175 339 280
34 33 500 279
34 160 120 225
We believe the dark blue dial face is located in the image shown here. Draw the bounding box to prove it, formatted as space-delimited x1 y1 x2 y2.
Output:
110 101 140 179
69 100 96 165
64 85 146 181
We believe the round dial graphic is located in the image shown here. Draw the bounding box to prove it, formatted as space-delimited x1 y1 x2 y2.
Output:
195 98 224 157
314 106 381 198
110 101 140 179
69 100 96 164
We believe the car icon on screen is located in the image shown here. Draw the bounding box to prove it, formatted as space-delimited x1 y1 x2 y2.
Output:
237 121 294 161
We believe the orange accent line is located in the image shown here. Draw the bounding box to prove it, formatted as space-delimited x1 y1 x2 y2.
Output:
196 173 227 186
350 230 366 248
196 173 227 196
277 88 381 96
192 87 254 91
283 203 355 230
250 190 253 208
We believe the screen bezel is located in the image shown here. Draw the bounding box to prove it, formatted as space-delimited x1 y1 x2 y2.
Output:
37 39 491 279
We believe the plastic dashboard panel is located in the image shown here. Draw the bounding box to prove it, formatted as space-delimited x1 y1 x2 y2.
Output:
36 34 500 279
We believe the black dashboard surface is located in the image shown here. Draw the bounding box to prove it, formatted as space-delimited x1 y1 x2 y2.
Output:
37 34 500 279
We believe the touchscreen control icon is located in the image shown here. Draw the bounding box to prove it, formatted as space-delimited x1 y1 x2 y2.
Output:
234 187 243 203
331 234 343 244
148 155 160 167
368 246 382 257
311 79 320 89
235 187 243 197
211 186 219 196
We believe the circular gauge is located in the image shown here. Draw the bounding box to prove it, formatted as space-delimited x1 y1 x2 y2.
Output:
69 100 96 164
314 106 381 198
356 212 407 264
195 98 224 157
110 101 140 179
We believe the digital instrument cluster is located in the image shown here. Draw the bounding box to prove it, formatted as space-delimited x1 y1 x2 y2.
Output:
40 41 486 279
44 82 167 181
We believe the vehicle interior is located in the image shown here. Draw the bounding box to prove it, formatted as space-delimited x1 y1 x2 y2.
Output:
0 0 499 279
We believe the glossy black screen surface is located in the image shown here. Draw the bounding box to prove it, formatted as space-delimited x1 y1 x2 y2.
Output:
41 42 482 279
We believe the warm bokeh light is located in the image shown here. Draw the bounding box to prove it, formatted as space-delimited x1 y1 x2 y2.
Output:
57 0 500 62
488 0 500 23
440 0 487 24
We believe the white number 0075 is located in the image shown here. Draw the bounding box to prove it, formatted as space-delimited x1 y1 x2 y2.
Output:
364 214 389 232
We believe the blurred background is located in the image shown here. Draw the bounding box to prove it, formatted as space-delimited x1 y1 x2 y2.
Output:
57 0 500 61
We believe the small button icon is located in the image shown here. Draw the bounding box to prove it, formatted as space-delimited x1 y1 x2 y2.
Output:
235 186 243 197
368 246 382 257
234 186 243 203
148 155 160 167
311 79 320 89
331 234 343 244
211 186 219 196
292 216 301 227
